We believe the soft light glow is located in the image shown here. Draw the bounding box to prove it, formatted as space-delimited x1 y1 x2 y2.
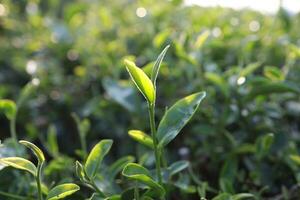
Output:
31 78 40 86
67 50 79 61
26 2 38 15
185 0 300 14
249 20 260 32
237 76 246 85
212 27 222 37
0 4 6 16
136 7 147 18
26 60 37 75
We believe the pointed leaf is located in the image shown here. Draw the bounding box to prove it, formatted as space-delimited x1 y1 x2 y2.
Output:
46 183 80 200
151 45 170 87
19 140 45 164
0 157 37 176
128 130 154 149
85 139 113 179
124 59 155 103
122 163 165 197
157 92 206 147
76 161 87 182
0 99 17 120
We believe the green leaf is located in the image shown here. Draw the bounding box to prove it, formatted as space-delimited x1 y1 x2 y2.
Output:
76 161 87 182
17 82 36 107
264 66 285 81
212 193 231 200
151 45 170 87
168 160 189 176
128 130 154 149
85 139 113 179
195 30 210 48
239 62 261 77
245 82 299 101
124 59 155 103
47 125 59 157
232 193 255 200
157 92 206 147
289 155 300 166
0 99 17 120
256 133 274 159
103 78 141 112
122 163 165 197
46 183 80 200
19 140 45 164
0 157 37 176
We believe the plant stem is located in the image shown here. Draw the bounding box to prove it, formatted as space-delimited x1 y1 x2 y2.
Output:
79 132 87 159
36 163 43 200
134 181 139 200
148 103 162 185
10 114 17 143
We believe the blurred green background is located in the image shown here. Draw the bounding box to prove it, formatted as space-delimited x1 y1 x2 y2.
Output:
1 0 300 199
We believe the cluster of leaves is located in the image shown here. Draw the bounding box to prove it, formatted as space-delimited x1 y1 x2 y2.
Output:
1 0 300 199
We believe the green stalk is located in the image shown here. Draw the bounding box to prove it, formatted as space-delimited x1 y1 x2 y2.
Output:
148 103 162 185
134 181 139 200
36 163 43 200
9 114 17 143
79 131 87 159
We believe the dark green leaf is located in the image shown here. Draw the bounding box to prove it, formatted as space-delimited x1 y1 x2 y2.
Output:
122 163 165 197
157 92 206 147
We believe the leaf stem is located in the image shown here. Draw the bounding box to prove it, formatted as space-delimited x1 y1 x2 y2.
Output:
36 163 43 200
148 103 162 185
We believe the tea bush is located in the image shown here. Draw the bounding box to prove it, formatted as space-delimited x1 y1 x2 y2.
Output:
1 0 300 199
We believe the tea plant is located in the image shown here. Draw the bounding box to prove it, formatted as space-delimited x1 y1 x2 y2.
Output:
122 45 206 199
0 140 79 200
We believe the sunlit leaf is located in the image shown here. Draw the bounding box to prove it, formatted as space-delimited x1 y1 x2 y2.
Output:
128 130 154 149
124 59 155 104
0 99 17 120
157 92 206 147
46 183 80 200
264 66 285 81
151 45 170 88
195 30 210 48
19 140 45 164
289 155 300 166
122 163 165 197
0 157 37 176
85 139 113 179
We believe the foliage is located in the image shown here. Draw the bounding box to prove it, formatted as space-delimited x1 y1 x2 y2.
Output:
1 0 300 199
